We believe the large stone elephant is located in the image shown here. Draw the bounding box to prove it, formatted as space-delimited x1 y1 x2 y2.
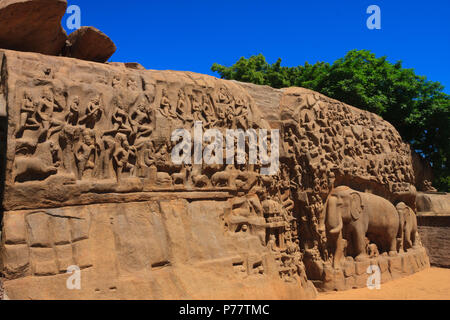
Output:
396 202 419 251
321 186 400 268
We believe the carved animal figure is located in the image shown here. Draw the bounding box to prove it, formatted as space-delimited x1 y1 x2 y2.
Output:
211 165 235 187
396 202 419 251
321 186 400 268
14 157 58 183
172 167 187 186
156 172 172 186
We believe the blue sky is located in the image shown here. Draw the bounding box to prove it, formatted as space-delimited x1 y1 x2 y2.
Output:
63 0 450 93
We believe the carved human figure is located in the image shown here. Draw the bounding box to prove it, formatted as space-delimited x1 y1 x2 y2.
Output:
17 92 39 138
267 234 279 252
191 94 206 123
79 96 103 129
202 94 215 127
96 134 115 179
159 89 176 119
36 89 55 132
74 129 96 180
175 89 191 121
112 75 122 88
235 98 249 130
66 96 80 126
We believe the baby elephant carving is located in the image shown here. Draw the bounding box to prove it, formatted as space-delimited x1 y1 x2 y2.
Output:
321 186 400 268
396 202 419 251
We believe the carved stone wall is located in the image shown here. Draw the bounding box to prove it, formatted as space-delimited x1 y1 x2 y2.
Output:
241 83 429 290
0 49 316 299
0 49 430 299
417 215 450 268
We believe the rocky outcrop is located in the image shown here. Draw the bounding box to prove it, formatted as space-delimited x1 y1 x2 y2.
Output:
65 27 116 63
411 151 434 192
416 192 450 215
0 0 68 56
416 191 450 268
417 215 450 268
0 0 115 63
0 48 430 299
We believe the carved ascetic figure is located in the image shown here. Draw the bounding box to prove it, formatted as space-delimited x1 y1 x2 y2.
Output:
159 89 176 119
104 103 132 136
175 89 190 121
321 186 400 267
396 202 419 251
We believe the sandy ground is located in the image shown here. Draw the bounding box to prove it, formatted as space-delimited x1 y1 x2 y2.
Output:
0 268 448 300
318 267 450 300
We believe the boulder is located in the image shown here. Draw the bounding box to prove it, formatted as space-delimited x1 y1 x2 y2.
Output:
0 0 67 55
416 192 450 215
65 26 116 63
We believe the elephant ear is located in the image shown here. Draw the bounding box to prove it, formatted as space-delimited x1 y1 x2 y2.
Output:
350 192 363 221
408 206 417 218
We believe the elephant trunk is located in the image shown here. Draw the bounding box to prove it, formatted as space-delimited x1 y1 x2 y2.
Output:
325 196 343 235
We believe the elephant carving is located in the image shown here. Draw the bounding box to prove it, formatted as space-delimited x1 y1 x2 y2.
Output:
396 202 419 251
321 186 400 268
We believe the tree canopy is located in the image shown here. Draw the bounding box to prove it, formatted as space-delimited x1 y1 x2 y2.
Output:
211 50 450 191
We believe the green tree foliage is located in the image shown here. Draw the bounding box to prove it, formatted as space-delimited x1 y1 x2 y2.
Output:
212 50 450 191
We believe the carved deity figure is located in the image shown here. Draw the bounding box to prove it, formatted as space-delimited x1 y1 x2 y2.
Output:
202 94 215 127
112 134 136 182
75 129 96 180
79 96 103 129
130 103 153 141
104 103 132 137
36 89 55 132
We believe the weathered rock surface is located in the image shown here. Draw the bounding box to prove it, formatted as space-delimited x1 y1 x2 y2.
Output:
0 49 431 299
416 192 450 215
417 215 450 268
65 27 116 63
0 0 68 56
232 81 283 127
